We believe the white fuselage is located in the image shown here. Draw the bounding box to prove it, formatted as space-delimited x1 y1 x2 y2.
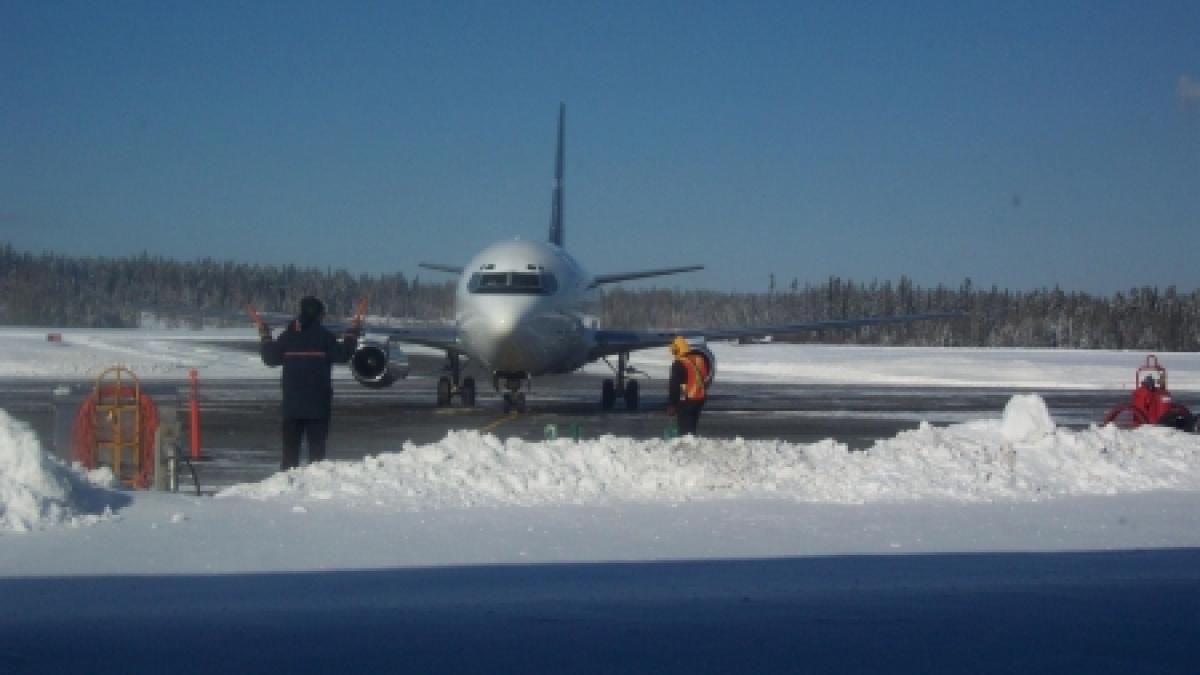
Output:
455 240 601 377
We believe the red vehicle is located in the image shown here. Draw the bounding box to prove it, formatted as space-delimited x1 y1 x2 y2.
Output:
1102 355 1196 431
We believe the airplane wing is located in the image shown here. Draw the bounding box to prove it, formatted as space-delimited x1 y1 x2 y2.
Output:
590 265 703 287
247 302 462 354
356 322 461 352
419 263 464 275
589 311 964 359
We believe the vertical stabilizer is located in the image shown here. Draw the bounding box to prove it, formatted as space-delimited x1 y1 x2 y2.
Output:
548 103 565 248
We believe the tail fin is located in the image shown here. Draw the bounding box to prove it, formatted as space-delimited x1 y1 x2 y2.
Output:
548 103 565 248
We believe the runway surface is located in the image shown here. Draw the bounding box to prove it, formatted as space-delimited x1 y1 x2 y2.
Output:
1 355 1133 491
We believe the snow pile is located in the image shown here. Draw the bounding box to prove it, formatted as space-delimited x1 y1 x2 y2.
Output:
814 396 1196 501
0 409 126 533
1000 393 1057 442
220 395 1200 509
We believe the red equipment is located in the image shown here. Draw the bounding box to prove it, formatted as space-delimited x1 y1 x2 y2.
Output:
1102 355 1193 429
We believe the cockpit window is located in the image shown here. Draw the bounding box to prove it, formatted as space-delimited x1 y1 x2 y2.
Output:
468 272 558 295
478 273 508 289
511 273 541 289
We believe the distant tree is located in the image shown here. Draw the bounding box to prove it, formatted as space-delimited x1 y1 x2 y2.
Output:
2 242 1199 350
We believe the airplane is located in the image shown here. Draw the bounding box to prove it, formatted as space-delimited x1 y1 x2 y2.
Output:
339 104 961 413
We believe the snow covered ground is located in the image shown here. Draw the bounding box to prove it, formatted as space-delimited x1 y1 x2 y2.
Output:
2 328 1199 672
3 325 1199 389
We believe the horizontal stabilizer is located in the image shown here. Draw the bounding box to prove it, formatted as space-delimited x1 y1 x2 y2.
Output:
591 265 703 287
419 263 464 275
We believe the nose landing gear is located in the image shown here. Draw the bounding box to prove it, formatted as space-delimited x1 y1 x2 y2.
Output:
494 374 529 414
502 391 527 414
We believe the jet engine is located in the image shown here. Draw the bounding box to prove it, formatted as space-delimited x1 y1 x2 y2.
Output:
350 339 409 388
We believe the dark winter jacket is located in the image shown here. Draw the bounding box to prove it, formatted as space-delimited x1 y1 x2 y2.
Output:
261 321 356 419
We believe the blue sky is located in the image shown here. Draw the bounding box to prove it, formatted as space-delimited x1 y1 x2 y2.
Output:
2 1 1198 293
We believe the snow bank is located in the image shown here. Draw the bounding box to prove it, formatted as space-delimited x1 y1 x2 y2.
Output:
7 385 1196 534
220 395 1200 508
0 409 127 533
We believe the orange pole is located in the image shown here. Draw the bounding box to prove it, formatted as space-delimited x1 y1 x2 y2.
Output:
190 368 201 459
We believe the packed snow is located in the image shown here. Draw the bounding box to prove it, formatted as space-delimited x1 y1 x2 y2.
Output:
2 328 1199 673
0 409 128 533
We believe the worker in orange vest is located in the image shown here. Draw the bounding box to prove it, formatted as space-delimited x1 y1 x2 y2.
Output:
667 336 709 435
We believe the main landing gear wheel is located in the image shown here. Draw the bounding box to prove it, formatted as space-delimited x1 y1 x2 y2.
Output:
435 351 477 408
601 379 616 410
623 379 639 410
602 351 641 411
461 377 476 407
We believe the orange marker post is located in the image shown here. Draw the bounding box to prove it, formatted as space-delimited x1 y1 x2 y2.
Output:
189 368 201 460
351 297 368 334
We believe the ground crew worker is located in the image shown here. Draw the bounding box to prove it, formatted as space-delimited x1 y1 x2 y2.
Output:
667 335 709 435
259 296 359 470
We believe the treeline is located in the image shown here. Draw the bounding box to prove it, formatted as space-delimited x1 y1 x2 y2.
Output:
0 244 454 328
2 244 1198 351
603 278 1200 351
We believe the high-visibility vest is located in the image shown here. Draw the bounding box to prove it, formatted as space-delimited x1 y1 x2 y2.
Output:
680 353 708 401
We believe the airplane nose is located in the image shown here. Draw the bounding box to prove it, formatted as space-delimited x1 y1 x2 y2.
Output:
464 298 541 370
484 310 515 336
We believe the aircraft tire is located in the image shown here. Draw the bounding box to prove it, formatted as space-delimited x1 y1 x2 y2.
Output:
461 377 476 407
437 377 452 407
515 392 527 414
624 379 639 410
601 379 616 410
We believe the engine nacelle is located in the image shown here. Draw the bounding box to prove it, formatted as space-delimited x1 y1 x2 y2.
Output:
350 339 409 388
689 344 716 388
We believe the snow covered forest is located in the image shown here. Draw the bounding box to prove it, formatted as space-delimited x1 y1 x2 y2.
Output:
2 244 1198 351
